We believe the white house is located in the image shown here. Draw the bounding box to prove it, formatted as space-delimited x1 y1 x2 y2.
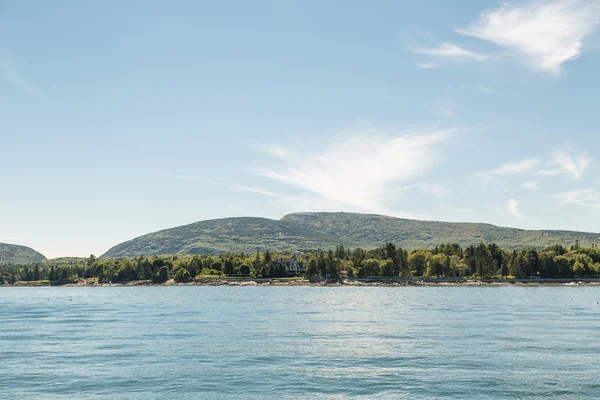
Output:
280 257 306 275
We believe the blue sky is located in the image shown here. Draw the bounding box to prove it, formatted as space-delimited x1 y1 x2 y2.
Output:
1 0 600 258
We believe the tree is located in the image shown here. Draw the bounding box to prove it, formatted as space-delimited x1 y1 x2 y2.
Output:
384 242 396 260
408 251 428 277
188 256 202 277
335 244 346 259
384 242 401 276
473 243 496 278
359 259 380 277
173 268 191 282
317 251 327 277
223 259 234 275
555 255 573 278
152 259 165 274
153 266 169 284
33 264 40 281
264 250 272 264
254 250 261 272
573 260 585 277
239 265 250 275
326 250 338 279
306 259 319 278
500 256 510 277
426 254 446 277
513 248 540 278
380 258 394 277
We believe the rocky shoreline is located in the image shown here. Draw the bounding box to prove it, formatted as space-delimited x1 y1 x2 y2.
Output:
4 277 600 287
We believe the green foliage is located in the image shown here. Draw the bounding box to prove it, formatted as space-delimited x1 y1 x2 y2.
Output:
99 213 600 259
173 267 191 282
358 259 381 277
0 243 46 265
281 213 600 253
153 266 169 284
380 258 395 277
4 241 600 285
239 265 250 275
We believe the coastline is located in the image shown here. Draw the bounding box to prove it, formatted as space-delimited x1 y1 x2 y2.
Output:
4 277 600 287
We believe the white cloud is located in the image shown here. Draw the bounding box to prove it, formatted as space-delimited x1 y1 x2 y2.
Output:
553 188 600 207
478 158 541 186
507 198 538 221
521 181 541 191
537 148 590 179
457 0 600 74
413 42 489 61
489 159 542 175
417 62 439 69
478 85 504 95
417 182 452 201
263 144 289 159
159 172 331 211
392 182 452 201
254 129 456 214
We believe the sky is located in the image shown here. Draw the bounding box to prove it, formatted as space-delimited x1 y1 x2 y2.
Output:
1 0 600 258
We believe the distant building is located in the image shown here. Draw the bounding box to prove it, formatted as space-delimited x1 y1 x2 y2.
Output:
280 257 306 276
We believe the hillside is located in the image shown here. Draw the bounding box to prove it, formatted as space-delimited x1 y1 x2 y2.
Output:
101 217 352 258
101 212 600 258
0 243 47 265
281 212 599 250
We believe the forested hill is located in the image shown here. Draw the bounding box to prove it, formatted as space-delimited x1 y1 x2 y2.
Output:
0 243 47 265
100 212 600 258
101 217 350 258
280 212 600 250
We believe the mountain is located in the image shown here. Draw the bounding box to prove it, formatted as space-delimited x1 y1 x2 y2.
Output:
100 212 600 258
281 212 599 250
101 217 350 258
0 243 47 265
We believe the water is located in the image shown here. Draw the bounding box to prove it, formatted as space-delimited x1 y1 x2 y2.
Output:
1 287 599 399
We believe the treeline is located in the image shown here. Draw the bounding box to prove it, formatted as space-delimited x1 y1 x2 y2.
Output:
1 241 599 285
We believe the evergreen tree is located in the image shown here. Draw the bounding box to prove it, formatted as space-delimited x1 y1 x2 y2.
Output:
153 266 169 284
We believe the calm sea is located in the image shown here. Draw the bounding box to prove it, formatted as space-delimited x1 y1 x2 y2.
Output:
1 287 599 399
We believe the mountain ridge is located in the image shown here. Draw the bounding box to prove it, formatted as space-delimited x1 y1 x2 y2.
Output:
0 243 47 265
100 212 600 258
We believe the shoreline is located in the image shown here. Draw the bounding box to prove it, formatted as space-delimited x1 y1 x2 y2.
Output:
4 277 600 287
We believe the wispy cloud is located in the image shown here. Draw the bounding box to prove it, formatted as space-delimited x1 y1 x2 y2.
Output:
391 181 452 201
457 0 600 74
0 58 44 97
263 144 289 159
412 42 489 61
507 198 538 221
537 147 590 179
159 172 331 211
431 99 457 118
521 181 541 191
417 62 439 69
417 182 452 201
477 85 505 95
254 129 456 214
478 158 541 186
552 188 600 216
0 235 26 242
553 188 600 208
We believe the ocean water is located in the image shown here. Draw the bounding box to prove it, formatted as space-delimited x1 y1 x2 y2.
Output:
1 287 599 399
